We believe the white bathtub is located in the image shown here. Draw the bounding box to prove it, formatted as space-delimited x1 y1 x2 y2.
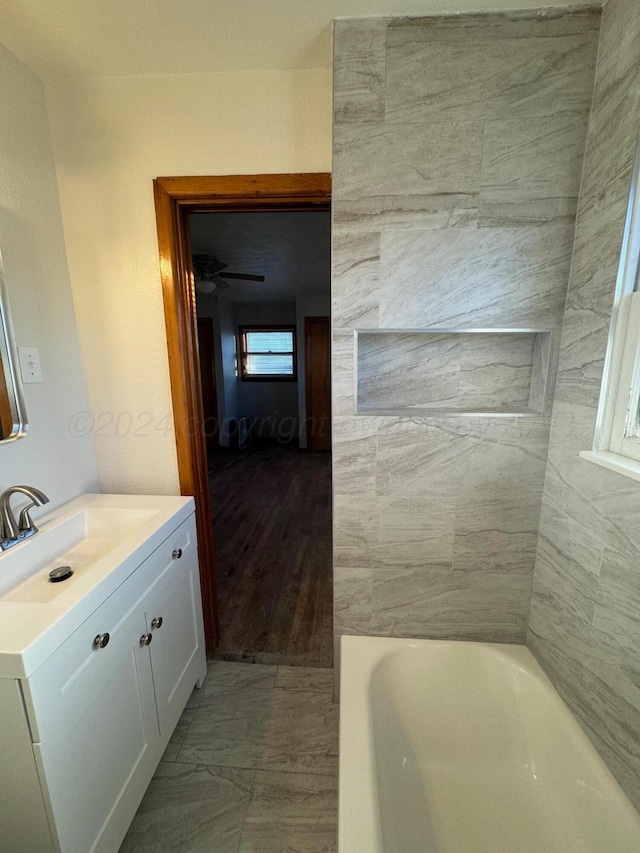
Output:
339 636 640 852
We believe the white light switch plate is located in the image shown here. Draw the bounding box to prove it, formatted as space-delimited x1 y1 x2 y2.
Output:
18 347 43 383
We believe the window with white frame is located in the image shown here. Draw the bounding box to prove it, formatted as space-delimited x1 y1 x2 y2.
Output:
583 133 640 476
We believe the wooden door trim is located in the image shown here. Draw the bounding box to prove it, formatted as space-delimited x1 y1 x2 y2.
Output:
153 173 331 654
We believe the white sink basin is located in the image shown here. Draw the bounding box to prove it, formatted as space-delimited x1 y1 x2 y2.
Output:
0 506 158 603
0 493 195 678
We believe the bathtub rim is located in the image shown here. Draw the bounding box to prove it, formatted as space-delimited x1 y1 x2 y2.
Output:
338 635 640 853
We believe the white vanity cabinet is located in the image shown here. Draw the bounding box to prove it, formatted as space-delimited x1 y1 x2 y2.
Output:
0 503 207 853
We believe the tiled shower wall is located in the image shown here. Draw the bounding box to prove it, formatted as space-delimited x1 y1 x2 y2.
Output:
528 0 640 811
332 9 600 649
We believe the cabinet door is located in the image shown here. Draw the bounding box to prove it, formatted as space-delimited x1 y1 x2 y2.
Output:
145 521 205 735
26 583 159 853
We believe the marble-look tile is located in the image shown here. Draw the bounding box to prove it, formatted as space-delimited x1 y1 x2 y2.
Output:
596 0 639 83
544 398 596 458
385 14 599 123
387 9 601 40
332 231 379 328
527 631 588 717
238 770 337 853
213 651 333 670
333 194 478 232
588 548 640 711
161 740 183 764
538 57 640 781
356 331 547 414
452 495 542 574
543 433 640 560
553 212 627 410
333 565 373 636
376 417 549 500
332 637 342 702
162 692 200 762
475 200 579 229
333 19 386 123
203 661 277 695
332 416 377 496
532 516 598 641
554 307 609 410
379 225 574 329
479 117 588 225
329 6 607 791
274 666 334 694
372 496 456 567
592 547 640 651
333 495 378 567
528 331 555 415
538 496 605 578
574 67 640 216
331 331 356 417
375 419 465 500
258 689 339 776
372 565 530 642
528 515 599 671
333 121 483 201
177 686 271 769
119 762 253 853
574 92 637 227
575 665 640 808
357 332 462 410
540 453 616 555
458 333 536 411
549 81 633 408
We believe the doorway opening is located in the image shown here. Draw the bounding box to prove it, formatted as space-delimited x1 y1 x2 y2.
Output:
192 210 332 666
153 174 332 663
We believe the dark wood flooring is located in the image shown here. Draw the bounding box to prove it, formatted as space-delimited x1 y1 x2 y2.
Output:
209 445 333 668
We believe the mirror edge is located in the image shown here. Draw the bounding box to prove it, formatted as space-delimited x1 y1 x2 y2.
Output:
0 251 28 443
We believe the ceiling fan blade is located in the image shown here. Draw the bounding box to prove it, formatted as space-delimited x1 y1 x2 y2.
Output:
218 272 266 282
193 254 228 274
212 275 231 289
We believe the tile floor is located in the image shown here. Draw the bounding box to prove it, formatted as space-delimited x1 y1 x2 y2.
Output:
119 661 338 852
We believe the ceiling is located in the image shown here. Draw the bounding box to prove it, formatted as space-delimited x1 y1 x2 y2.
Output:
189 210 330 304
0 0 332 78
0 0 584 79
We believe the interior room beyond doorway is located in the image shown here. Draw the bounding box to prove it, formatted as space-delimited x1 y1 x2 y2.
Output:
190 209 332 667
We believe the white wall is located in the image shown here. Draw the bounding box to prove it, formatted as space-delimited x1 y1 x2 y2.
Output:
45 68 332 493
0 43 97 508
296 294 330 448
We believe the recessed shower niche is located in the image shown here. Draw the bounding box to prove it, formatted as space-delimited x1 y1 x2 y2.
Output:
356 328 555 416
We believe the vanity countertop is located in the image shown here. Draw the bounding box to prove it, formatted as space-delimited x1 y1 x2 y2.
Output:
0 493 195 679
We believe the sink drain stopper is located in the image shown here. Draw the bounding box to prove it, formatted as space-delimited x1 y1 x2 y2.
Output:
49 566 73 583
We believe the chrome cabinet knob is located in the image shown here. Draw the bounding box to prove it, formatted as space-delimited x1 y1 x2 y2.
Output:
172 548 183 559
93 633 110 649
140 633 153 647
151 616 163 630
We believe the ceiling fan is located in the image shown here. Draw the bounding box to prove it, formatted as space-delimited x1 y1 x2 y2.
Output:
192 254 265 293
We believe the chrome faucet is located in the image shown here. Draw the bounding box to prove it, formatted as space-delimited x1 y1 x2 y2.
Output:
0 485 50 551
